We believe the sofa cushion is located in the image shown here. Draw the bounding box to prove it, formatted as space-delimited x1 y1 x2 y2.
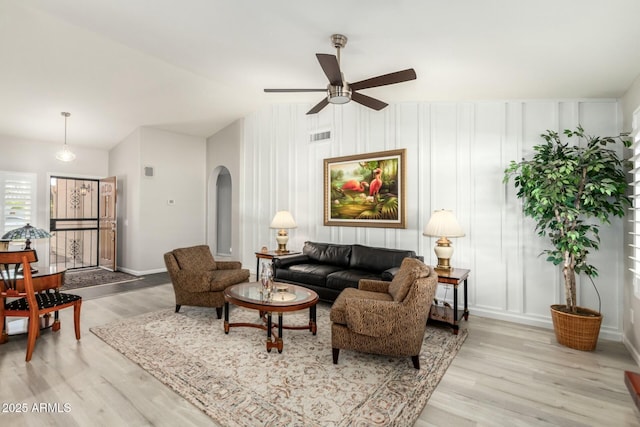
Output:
381 267 399 281
276 263 344 287
273 254 309 269
388 258 430 302
303 241 352 267
349 244 416 273
326 269 382 291
173 245 216 271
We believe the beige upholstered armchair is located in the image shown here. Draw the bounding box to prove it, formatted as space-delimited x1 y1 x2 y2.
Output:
164 245 250 319
330 257 437 369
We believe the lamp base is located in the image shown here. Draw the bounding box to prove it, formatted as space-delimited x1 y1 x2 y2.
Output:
433 237 454 273
17 265 38 274
435 258 452 271
275 230 289 253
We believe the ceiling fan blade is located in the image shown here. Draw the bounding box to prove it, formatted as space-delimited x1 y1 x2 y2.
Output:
264 88 326 93
351 92 388 111
306 98 329 115
350 68 417 91
316 54 343 86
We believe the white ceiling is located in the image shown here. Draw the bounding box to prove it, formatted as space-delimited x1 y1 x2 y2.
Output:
1 0 640 150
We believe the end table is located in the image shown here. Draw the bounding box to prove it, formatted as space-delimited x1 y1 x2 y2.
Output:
429 268 470 334
254 250 301 278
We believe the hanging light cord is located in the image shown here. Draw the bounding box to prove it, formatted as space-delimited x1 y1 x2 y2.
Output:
62 112 70 147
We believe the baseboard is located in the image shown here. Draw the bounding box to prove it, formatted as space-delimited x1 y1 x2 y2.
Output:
472 307 623 342
623 335 640 367
117 264 252 277
118 266 250 279
117 267 167 276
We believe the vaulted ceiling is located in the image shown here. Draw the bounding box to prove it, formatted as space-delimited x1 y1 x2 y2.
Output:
1 0 639 149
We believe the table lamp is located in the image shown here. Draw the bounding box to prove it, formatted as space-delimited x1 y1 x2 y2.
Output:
270 211 297 253
2 224 52 272
2 223 52 250
423 209 465 272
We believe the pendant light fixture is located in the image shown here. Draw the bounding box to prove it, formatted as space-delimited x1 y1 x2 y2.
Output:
56 112 76 162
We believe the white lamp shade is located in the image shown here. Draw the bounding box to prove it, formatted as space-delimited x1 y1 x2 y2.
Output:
270 211 297 229
423 209 464 238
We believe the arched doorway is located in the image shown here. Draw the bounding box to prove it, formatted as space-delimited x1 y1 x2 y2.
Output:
208 166 232 256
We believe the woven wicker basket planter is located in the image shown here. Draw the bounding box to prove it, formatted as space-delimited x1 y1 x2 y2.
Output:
550 304 602 351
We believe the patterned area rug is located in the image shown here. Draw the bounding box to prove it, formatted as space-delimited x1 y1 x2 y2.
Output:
61 268 140 290
91 304 467 426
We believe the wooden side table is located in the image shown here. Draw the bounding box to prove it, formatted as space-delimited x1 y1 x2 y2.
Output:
429 267 470 334
254 251 301 278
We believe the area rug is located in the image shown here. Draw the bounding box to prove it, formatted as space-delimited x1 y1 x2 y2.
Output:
91 304 467 427
61 268 140 290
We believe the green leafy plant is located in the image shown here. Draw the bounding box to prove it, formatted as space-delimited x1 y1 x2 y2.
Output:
503 126 631 314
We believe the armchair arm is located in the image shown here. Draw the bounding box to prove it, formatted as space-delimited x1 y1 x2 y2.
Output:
174 270 216 292
216 261 242 270
344 298 400 337
273 254 310 269
358 279 390 293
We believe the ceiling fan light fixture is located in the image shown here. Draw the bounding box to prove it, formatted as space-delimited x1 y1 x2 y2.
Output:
328 84 351 104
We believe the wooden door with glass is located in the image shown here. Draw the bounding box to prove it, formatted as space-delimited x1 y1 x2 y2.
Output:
98 176 117 271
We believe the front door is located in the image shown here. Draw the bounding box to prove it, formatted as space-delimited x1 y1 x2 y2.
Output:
98 176 117 271
49 177 99 270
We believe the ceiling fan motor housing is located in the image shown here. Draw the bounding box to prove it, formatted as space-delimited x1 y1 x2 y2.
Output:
328 82 351 104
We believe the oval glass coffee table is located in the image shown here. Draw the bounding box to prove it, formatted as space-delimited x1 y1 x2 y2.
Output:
223 282 319 353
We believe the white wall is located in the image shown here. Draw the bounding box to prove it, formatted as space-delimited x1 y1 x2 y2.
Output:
206 120 243 261
622 74 640 133
0 134 108 259
240 100 625 341
110 127 206 274
109 128 141 271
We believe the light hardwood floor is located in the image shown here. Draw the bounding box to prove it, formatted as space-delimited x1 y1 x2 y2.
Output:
1 282 639 426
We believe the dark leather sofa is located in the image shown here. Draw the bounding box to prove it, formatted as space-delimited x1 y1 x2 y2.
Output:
272 241 422 302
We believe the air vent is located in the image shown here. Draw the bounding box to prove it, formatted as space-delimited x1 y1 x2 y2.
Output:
310 130 331 142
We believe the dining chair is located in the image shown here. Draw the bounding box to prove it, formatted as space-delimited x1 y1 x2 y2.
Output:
0 250 81 362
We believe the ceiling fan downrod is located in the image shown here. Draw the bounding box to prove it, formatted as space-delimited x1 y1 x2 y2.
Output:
328 34 350 104
331 34 347 66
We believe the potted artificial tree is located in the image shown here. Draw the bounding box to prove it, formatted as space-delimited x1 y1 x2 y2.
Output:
504 126 630 351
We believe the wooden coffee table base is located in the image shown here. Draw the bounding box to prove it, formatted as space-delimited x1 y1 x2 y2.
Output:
224 303 317 353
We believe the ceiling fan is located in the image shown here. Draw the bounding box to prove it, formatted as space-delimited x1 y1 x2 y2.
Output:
264 34 417 115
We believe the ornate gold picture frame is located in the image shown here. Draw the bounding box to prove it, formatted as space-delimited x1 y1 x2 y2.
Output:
324 149 406 228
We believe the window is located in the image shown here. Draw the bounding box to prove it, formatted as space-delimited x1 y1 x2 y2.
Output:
0 171 36 235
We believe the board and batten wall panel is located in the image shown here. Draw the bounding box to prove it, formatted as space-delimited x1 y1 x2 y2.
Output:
240 99 624 340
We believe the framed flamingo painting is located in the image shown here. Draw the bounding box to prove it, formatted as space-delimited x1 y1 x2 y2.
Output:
323 149 406 228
